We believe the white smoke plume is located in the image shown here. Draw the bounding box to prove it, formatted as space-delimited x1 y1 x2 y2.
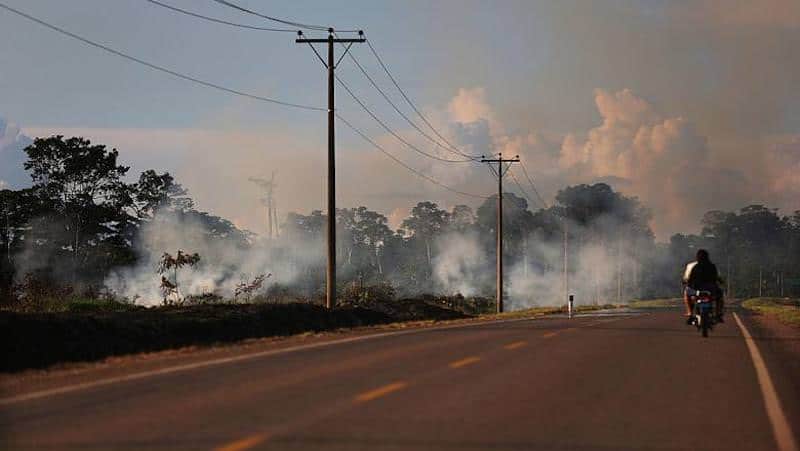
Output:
432 231 486 296
431 218 644 310
105 211 323 305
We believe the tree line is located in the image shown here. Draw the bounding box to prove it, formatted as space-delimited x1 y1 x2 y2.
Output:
1 136 798 306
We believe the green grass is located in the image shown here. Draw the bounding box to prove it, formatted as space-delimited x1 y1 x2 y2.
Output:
628 298 682 308
481 303 620 320
741 298 800 327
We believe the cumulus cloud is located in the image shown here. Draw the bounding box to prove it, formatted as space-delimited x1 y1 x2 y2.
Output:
0 117 32 188
558 89 751 236
17 86 796 240
447 87 494 126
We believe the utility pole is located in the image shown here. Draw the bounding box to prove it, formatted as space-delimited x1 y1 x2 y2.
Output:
481 154 520 313
563 218 569 307
617 238 622 304
296 29 364 309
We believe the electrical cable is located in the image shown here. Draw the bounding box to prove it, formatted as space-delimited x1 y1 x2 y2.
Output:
519 161 549 209
336 75 475 163
364 37 476 159
508 167 539 209
143 0 296 32
0 2 325 111
336 113 489 199
338 40 481 161
210 0 359 33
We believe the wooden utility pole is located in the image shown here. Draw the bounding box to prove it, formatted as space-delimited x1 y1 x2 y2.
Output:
563 218 569 307
617 239 623 304
481 154 520 313
296 29 364 309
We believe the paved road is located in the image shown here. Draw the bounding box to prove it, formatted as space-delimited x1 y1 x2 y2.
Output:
1 309 798 450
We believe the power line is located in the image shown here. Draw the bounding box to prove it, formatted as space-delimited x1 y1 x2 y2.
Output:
364 37 477 159
336 75 475 163
143 0 296 32
336 113 489 199
211 0 358 32
0 2 324 112
338 39 480 161
519 161 549 209
508 168 538 209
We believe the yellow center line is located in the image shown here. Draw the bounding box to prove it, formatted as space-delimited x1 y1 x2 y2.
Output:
214 433 269 451
354 381 408 403
449 356 482 368
504 341 527 350
542 331 559 338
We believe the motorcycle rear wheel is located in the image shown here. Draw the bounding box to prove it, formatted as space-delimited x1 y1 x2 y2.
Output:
701 311 710 337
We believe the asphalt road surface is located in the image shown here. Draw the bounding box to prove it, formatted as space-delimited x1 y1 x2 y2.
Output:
1 309 798 450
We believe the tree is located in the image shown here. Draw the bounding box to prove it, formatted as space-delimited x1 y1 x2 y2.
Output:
401 202 449 270
284 210 326 242
133 170 191 219
448 205 475 233
351 207 393 275
476 193 535 261
22 136 134 282
0 189 33 303
158 250 201 304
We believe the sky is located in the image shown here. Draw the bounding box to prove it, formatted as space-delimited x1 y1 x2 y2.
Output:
1 0 798 239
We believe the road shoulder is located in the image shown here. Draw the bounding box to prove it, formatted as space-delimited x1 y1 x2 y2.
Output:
738 309 800 448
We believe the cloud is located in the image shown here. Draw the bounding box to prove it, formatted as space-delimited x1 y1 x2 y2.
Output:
0 117 32 188
764 134 800 209
670 0 800 28
16 86 797 240
447 87 494 125
558 89 753 236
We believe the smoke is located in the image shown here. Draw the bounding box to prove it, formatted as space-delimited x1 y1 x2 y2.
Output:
105 210 324 305
432 231 486 296
430 215 647 310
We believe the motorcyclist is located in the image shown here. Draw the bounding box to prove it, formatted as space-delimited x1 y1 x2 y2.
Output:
682 249 724 324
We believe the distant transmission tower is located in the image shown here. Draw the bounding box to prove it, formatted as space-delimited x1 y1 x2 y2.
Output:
249 172 279 239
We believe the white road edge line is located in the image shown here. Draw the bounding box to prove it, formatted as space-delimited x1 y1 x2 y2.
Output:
733 312 799 451
0 315 542 405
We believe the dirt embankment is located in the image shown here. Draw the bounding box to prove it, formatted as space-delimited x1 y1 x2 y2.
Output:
0 300 470 373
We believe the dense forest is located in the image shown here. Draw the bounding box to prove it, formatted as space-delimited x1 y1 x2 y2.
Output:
1 136 798 309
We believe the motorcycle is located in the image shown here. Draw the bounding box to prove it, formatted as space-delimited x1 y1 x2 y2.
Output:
689 290 716 337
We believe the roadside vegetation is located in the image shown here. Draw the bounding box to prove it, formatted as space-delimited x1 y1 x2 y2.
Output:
628 298 682 309
4 135 798 313
2 135 798 370
741 298 800 327
0 295 618 372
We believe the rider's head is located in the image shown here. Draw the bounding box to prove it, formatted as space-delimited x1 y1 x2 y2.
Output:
696 249 710 262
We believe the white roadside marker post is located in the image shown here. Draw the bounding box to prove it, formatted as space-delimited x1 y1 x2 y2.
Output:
568 294 574 319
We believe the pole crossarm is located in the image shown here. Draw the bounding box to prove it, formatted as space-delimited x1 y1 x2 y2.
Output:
297 31 365 70
296 38 366 43
295 29 364 310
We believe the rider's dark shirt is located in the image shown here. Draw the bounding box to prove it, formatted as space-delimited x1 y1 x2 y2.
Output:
688 260 718 289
